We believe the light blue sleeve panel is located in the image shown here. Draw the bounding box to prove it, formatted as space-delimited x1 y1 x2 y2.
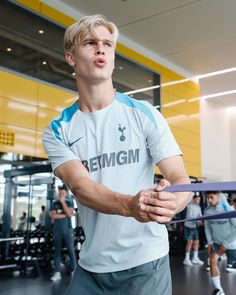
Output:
140 101 182 164
42 102 80 172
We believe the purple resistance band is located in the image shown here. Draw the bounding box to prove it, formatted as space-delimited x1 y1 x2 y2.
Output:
157 181 236 224
160 181 236 193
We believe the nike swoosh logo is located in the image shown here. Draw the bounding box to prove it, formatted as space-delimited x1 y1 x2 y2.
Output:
68 136 84 147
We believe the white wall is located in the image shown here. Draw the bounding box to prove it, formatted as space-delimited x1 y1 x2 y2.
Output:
200 70 236 181
200 100 231 181
229 108 236 180
200 101 236 182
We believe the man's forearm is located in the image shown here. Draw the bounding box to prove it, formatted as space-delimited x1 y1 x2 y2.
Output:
69 176 132 217
170 176 192 214
51 213 67 219
175 191 193 213
61 201 73 217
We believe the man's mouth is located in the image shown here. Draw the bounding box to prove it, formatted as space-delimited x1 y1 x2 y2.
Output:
94 58 106 67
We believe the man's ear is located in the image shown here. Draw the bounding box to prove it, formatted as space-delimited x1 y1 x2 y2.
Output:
65 51 75 67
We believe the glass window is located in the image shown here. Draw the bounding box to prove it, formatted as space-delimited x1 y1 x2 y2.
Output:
0 1 160 104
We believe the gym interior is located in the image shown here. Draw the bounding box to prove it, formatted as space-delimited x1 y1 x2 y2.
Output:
0 1 236 295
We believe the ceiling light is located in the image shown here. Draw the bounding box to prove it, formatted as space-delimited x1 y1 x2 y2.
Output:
188 97 200 103
125 84 160 95
125 78 189 95
163 99 186 108
6 48 12 52
38 29 44 34
42 61 47 65
72 72 76 76
197 67 236 80
188 89 236 102
201 89 236 100
167 115 187 123
162 78 190 88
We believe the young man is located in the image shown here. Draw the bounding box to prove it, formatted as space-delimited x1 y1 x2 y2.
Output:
39 205 46 227
50 185 77 281
183 195 204 266
43 14 192 295
17 212 27 231
205 191 236 295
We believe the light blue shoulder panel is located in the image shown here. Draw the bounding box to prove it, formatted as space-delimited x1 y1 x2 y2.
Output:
116 92 157 128
51 100 78 141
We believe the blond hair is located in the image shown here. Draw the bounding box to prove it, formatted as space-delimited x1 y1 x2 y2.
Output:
64 14 119 51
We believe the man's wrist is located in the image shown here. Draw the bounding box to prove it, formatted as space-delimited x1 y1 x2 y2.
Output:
118 193 133 217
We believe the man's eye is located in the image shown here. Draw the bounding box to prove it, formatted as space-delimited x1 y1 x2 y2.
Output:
85 41 95 46
104 42 113 47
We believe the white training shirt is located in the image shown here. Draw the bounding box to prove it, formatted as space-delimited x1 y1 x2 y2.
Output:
184 203 202 228
43 91 182 272
204 204 236 249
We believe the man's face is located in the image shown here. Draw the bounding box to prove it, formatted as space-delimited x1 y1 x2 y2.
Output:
193 196 201 205
66 25 115 84
58 188 68 200
207 193 220 207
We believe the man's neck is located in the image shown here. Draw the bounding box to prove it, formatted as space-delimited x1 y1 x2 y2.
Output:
76 79 115 112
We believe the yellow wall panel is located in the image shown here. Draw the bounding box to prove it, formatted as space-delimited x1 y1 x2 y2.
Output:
40 2 74 27
162 102 199 116
181 146 200 164
0 123 36 156
0 71 74 157
0 96 37 129
15 0 74 27
38 83 77 110
184 162 201 178
36 107 59 131
35 131 46 158
15 0 41 12
162 83 199 101
170 126 200 149
0 70 38 105
169 118 200 134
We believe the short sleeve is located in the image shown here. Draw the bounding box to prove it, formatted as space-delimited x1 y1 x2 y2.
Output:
141 101 182 164
43 124 79 173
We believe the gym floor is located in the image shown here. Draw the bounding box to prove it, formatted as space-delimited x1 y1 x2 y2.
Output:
0 252 234 295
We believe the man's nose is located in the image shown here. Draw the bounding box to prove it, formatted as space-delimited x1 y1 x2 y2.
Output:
95 49 105 55
95 42 105 55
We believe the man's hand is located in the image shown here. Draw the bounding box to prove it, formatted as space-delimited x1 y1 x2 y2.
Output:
208 243 213 256
59 193 67 203
130 179 177 223
217 244 226 256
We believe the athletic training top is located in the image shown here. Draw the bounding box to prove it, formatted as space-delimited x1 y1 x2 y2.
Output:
43 91 181 272
184 203 202 228
50 197 74 230
204 204 236 249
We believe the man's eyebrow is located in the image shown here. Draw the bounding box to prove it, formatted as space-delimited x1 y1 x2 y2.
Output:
83 36 114 43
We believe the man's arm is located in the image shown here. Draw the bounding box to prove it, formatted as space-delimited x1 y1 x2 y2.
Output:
56 156 192 224
50 210 67 220
204 220 213 244
60 201 74 217
55 160 170 223
158 156 192 213
55 160 133 217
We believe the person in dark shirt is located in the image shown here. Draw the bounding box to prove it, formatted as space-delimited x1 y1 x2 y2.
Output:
50 184 77 281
